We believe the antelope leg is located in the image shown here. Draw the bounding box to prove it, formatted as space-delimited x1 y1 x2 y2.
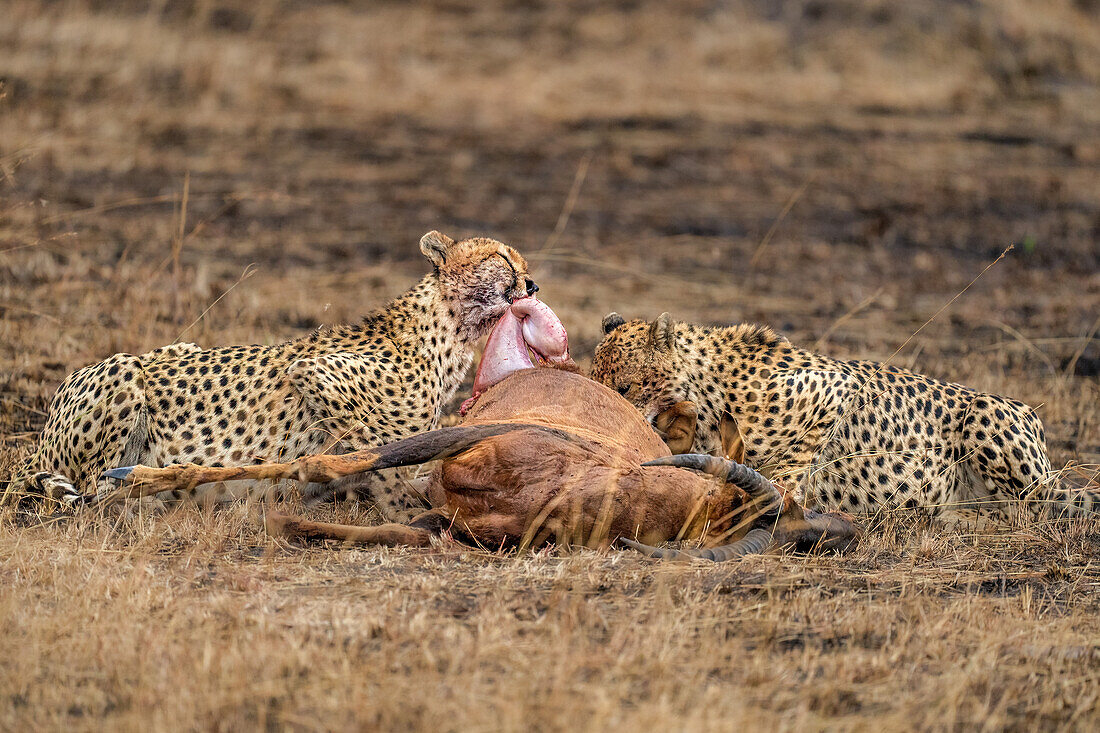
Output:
104 422 577 500
264 510 432 547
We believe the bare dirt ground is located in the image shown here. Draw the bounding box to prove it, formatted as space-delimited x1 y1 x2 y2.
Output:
2 1 1099 730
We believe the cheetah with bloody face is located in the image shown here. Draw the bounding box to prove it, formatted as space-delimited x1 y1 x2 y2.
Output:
11 232 540 519
592 313 1096 525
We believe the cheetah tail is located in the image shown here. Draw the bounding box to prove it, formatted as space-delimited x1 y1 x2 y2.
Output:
2 470 86 511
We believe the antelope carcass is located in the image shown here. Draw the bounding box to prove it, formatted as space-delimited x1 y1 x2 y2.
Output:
104 299 860 560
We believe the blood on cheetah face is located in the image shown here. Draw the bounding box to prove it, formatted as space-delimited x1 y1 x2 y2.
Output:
591 312 687 422
421 231 538 341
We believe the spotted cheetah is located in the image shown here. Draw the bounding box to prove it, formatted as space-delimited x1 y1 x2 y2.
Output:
592 313 1097 524
10 231 539 519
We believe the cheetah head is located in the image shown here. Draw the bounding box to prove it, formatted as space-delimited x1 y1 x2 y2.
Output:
421 231 538 342
591 312 690 423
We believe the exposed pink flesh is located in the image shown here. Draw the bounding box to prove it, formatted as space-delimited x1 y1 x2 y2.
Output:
470 309 534 397
464 297 571 414
512 297 571 366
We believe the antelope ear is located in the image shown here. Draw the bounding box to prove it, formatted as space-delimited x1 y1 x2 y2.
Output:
419 231 456 266
648 312 676 352
601 312 626 335
654 401 697 454
719 412 747 464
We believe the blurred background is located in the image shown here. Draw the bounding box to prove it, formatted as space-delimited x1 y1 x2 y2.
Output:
2 0 1098 469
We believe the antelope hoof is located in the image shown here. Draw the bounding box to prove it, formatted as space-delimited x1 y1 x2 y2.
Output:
104 466 135 481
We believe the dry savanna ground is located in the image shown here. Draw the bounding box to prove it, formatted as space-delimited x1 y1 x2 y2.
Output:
2 1 1099 730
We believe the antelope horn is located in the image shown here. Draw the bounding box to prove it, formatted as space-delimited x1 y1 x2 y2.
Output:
773 508 863 554
641 454 783 519
617 528 774 562
622 453 785 562
103 422 577 500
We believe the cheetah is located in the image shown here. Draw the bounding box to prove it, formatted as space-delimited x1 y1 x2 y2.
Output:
10 231 540 520
592 312 1097 525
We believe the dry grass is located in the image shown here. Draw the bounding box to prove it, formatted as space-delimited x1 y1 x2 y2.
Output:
2 1 1100 730
3 505 1099 731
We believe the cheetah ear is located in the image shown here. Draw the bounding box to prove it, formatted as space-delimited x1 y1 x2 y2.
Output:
419 231 456 266
648 312 676 352
601 312 626 335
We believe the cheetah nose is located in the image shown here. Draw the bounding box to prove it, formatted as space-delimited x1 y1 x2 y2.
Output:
525 279 539 296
